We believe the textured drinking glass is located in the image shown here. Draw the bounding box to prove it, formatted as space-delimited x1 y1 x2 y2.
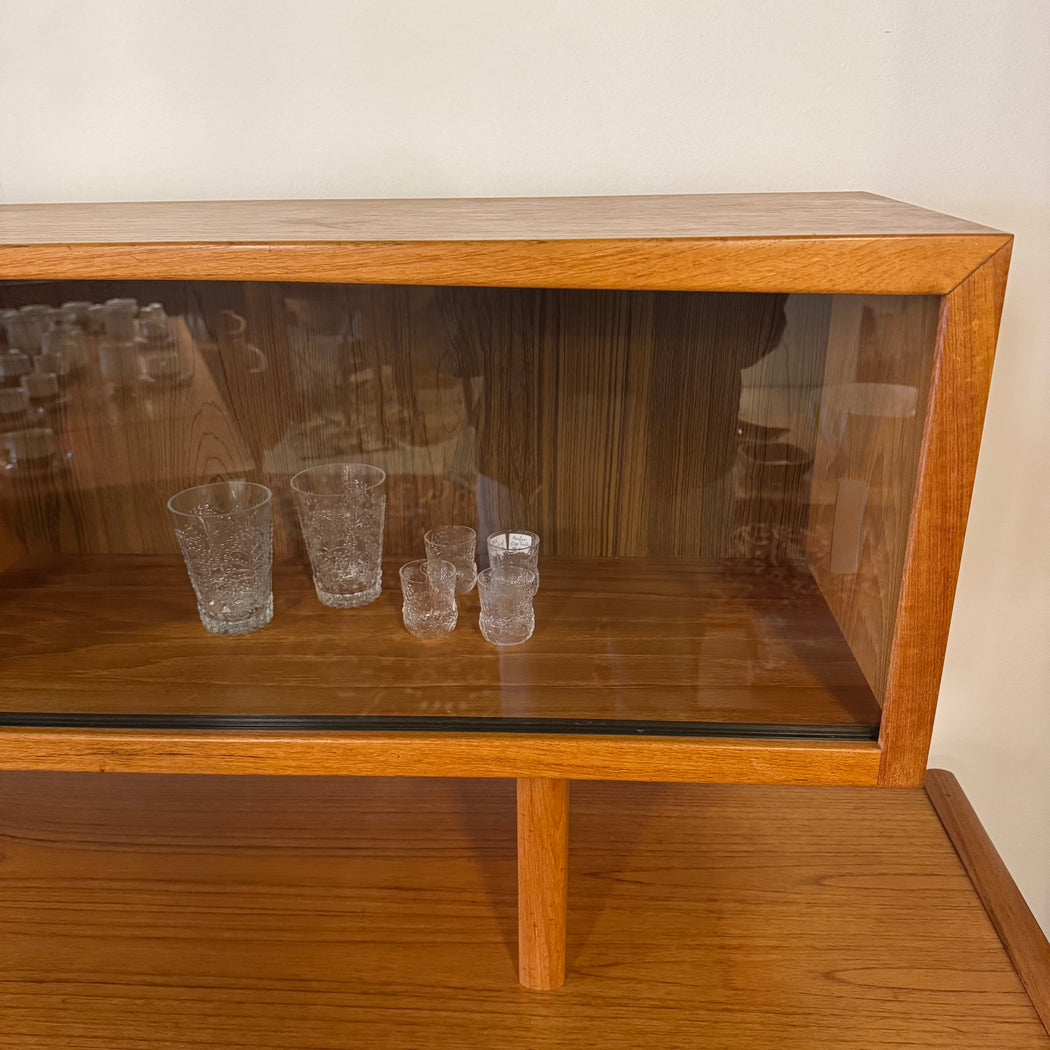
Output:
477 566 536 646
486 530 540 591
291 463 386 608
424 525 478 595
399 558 458 639
167 481 274 636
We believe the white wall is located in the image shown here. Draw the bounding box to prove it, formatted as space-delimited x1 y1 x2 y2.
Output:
2 1 1048 926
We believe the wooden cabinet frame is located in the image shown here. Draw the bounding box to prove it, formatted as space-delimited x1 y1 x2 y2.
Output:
0 193 1012 988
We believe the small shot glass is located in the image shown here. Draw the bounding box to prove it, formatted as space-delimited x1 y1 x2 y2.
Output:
477 565 536 646
424 525 478 595
399 558 458 639
486 530 540 592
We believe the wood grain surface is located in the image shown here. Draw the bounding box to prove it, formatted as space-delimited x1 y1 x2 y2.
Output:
0 554 879 729
0 235 1010 294
926 769 1050 1033
0 193 1003 242
0 194 1008 293
0 728 880 783
517 778 569 990
0 773 1046 1049
806 295 941 701
0 285 814 560
878 243 1012 785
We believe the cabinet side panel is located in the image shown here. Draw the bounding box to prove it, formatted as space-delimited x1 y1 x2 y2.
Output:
878 245 1011 785
806 295 942 701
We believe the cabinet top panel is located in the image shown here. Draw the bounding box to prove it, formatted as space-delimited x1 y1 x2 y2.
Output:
0 193 1009 293
0 192 1001 244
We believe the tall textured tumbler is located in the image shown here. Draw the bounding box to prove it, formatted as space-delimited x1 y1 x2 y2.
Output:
291 463 386 608
168 481 274 635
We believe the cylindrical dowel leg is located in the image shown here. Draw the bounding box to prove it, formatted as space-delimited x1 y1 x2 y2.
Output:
517 777 569 991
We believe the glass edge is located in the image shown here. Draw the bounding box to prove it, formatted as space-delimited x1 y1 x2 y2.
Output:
0 712 878 741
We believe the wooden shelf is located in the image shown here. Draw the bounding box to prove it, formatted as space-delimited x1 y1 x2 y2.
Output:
1 772 1046 1049
0 554 879 732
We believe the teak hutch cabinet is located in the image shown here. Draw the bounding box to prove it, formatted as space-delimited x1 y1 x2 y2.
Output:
0 193 1011 989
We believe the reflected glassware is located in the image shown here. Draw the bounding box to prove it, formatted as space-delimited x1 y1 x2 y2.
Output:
3 305 57 353
140 347 185 386
477 566 536 646
21 373 65 430
424 524 478 595
99 340 145 390
42 322 87 372
102 298 139 341
486 530 540 591
167 481 274 636
1 426 59 472
0 386 32 429
61 301 93 326
399 558 458 639
21 372 62 412
139 302 172 345
291 462 386 608
0 349 33 388
0 310 24 350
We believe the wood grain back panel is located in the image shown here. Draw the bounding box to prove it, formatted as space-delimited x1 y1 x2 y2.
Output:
2 280 818 559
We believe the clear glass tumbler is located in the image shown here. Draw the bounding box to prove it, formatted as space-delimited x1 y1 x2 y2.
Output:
486 530 540 591
291 462 386 608
399 558 458 639
477 566 536 646
167 481 274 636
424 525 478 595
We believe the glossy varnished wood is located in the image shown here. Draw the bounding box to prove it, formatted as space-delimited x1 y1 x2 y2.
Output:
0 729 879 783
0 555 879 728
0 194 1009 293
0 773 1046 1049
878 243 1012 784
0 195 1014 790
517 778 569 990
926 769 1050 1032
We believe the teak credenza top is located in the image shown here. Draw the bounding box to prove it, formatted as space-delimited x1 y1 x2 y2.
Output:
0 193 1012 792
0 191 1009 293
